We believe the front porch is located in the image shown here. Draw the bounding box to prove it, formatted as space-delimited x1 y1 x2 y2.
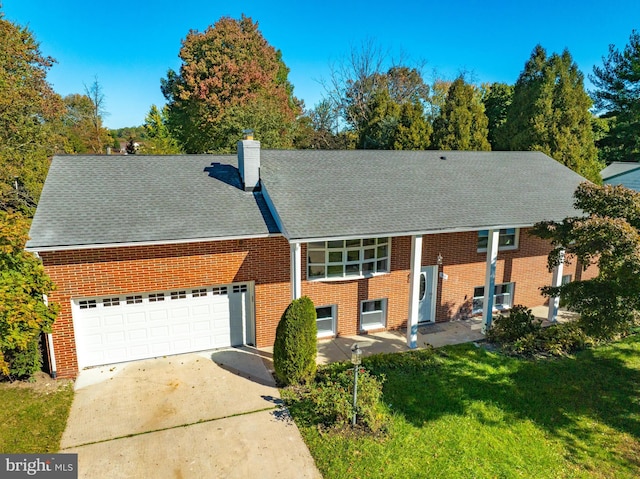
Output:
315 306 578 364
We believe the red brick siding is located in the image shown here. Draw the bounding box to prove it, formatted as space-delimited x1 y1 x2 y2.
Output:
41 228 598 378
41 237 291 378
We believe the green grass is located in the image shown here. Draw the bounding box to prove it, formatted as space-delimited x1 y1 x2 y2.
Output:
0 382 74 453
288 336 640 479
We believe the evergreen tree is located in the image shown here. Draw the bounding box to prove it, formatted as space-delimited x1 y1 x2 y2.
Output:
142 105 181 154
590 30 640 163
431 77 491 151
482 82 513 150
502 46 602 182
162 15 301 153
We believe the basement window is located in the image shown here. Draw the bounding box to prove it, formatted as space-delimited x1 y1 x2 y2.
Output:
360 299 387 330
472 283 514 314
477 229 519 252
307 237 390 280
315 305 336 337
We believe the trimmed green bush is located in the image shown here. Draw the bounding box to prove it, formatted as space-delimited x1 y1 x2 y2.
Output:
273 296 317 385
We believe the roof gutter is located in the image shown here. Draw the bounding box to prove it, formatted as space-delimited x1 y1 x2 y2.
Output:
25 232 284 253
287 223 536 244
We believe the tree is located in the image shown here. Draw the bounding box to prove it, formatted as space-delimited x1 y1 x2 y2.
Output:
590 30 640 163
532 182 640 338
141 105 181 154
162 15 301 153
0 13 66 214
83 77 111 153
273 296 317 386
431 76 491 151
501 46 602 182
61 92 111 154
323 42 431 149
482 82 513 150
0 212 57 379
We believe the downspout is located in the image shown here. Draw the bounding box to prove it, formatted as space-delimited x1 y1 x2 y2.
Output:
34 252 57 379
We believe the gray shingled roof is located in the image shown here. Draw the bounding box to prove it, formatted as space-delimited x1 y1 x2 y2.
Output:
260 150 586 241
28 150 587 250
26 155 279 249
601 161 640 180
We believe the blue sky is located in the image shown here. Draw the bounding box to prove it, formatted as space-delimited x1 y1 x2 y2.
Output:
3 0 638 129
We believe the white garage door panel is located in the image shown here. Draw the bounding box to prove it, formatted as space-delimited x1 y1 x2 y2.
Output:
73 283 253 369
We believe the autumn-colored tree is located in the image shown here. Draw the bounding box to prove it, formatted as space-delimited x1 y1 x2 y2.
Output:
501 46 601 182
0 212 57 379
162 15 301 153
0 13 66 213
431 77 491 151
533 182 640 338
61 91 111 153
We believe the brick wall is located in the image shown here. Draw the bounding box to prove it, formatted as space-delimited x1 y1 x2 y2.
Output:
41 236 291 378
41 228 598 378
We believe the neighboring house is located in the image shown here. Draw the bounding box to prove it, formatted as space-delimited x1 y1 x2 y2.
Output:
26 137 597 378
601 162 640 190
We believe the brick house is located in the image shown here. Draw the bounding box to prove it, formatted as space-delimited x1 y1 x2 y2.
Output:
26 137 594 378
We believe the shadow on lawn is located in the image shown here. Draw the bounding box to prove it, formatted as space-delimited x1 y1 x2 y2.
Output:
365 340 640 467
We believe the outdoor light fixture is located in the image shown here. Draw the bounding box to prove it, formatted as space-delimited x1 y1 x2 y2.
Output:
351 343 363 426
437 253 443 265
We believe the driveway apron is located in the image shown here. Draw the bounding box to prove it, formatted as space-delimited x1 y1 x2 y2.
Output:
59 348 321 478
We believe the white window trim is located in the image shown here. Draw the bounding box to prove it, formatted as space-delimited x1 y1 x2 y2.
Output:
315 304 337 338
477 228 520 253
360 298 387 331
307 238 391 281
472 282 515 315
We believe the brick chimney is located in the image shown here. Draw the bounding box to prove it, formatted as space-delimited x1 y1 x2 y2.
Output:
237 129 261 191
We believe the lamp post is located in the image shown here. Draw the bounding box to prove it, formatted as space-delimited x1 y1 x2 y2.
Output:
351 343 362 427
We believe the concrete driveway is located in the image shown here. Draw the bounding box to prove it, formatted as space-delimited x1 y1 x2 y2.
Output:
59 348 321 479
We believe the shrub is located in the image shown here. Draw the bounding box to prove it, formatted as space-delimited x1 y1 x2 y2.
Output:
486 305 541 344
273 296 317 385
2 340 42 381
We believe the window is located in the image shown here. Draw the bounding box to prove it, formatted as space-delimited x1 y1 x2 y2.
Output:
360 299 387 330
211 287 228 295
477 229 518 251
103 297 120 307
170 291 186 300
79 300 97 309
126 295 143 304
561 274 572 285
148 293 165 302
307 238 390 280
233 284 248 293
472 283 514 314
192 289 207 297
315 305 336 337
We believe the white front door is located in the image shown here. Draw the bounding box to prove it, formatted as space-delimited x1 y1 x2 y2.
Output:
418 266 437 324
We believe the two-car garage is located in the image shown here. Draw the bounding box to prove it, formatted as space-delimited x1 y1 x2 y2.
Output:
72 282 254 369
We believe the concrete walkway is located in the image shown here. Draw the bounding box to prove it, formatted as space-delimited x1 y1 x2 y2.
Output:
60 348 321 479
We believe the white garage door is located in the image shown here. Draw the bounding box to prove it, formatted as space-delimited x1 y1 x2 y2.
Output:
72 283 253 369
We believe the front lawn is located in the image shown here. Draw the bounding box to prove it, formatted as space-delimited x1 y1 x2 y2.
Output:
288 336 640 478
0 377 74 453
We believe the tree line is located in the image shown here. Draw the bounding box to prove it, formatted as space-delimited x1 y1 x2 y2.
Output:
2 11 640 214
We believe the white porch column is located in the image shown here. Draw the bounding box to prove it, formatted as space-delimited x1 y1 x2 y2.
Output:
290 242 302 300
547 249 565 323
407 234 423 349
481 229 499 334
